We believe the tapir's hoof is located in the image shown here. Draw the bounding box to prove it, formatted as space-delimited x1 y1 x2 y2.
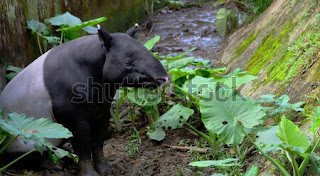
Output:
95 162 112 175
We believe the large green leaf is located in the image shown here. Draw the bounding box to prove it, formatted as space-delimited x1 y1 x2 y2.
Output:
168 68 195 82
45 12 81 27
215 8 230 37
144 35 160 50
189 158 239 167
126 88 161 107
255 126 281 153
147 104 194 141
167 57 194 69
27 19 50 36
0 113 77 162
199 88 265 145
57 16 107 32
182 76 217 97
0 113 72 140
276 116 309 154
309 107 320 133
216 75 258 88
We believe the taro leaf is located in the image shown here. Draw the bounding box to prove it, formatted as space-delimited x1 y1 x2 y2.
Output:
147 104 194 141
216 75 258 88
309 152 320 175
43 36 60 46
0 113 72 140
144 35 160 50
45 12 81 27
215 8 230 37
44 141 78 163
309 107 320 133
182 76 217 97
167 57 195 69
189 158 239 167
168 68 195 82
147 127 165 141
277 116 309 154
27 19 50 36
257 94 275 104
255 126 281 153
243 165 259 176
6 66 23 81
192 58 212 68
0 113 77 162
57 16 107 32
199 88 265 145
126 88 161 107
7 65 23 73
291 101 305 112
82 26 98 34
164 47 196 60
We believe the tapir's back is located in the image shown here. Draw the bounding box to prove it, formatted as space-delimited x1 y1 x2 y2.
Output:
0 50 53 120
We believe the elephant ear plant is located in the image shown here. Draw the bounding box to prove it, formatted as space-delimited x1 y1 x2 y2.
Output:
0 111 78 173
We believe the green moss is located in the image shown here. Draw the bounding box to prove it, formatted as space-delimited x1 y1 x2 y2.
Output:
233 32 258 59
264 19 320 85
245 22 295 76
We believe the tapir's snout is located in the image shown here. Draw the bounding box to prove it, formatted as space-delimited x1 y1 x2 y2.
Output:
155 77 170 85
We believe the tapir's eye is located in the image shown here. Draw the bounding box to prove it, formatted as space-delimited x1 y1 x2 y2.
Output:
124 58 133 67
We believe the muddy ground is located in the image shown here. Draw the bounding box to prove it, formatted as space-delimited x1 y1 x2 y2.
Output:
3 2 226 176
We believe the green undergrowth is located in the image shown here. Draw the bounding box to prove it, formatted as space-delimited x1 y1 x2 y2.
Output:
265 14 320 86
245 21 295 75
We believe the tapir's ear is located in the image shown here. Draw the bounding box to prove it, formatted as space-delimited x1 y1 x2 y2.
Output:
97 25 112 50
125 23 139 38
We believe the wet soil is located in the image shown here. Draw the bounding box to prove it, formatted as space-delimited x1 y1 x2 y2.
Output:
3 2 224 176
139 3 222 64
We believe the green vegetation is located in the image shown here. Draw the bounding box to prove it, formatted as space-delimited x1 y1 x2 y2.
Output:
27 12 107 55
109 36 320 175
0 112 77 173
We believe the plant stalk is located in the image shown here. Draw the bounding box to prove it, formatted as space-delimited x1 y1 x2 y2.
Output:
238 124 291 176
185 123 218 156
0 148 36 172
36 34 43 55
299 136 320 175
0 135 7 146
0 135 19 154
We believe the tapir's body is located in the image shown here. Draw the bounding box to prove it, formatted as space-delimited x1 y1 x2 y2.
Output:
0 26 168 176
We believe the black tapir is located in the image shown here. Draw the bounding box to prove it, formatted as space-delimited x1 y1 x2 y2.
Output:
0 25 168 176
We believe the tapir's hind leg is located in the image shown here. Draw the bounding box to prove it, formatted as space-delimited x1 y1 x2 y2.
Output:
91 111 112 175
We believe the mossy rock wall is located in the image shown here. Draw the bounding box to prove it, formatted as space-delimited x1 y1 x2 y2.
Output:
0 0 147 91
220 0 320 110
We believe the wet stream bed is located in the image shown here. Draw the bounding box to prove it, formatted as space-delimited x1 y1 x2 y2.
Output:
139 3 222 64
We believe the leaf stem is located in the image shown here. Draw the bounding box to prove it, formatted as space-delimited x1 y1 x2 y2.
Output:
0 148 36 172
0 135 7 146
238 124 291 176
299 136 320 175
60 31 64 45
36 34 43 55
0 135 19 154
185 123 218 156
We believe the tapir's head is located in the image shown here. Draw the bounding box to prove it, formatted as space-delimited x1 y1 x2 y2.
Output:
98 25 168 88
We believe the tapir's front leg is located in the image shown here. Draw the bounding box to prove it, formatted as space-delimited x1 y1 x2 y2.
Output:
71 119 100 176
91 110 112 175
